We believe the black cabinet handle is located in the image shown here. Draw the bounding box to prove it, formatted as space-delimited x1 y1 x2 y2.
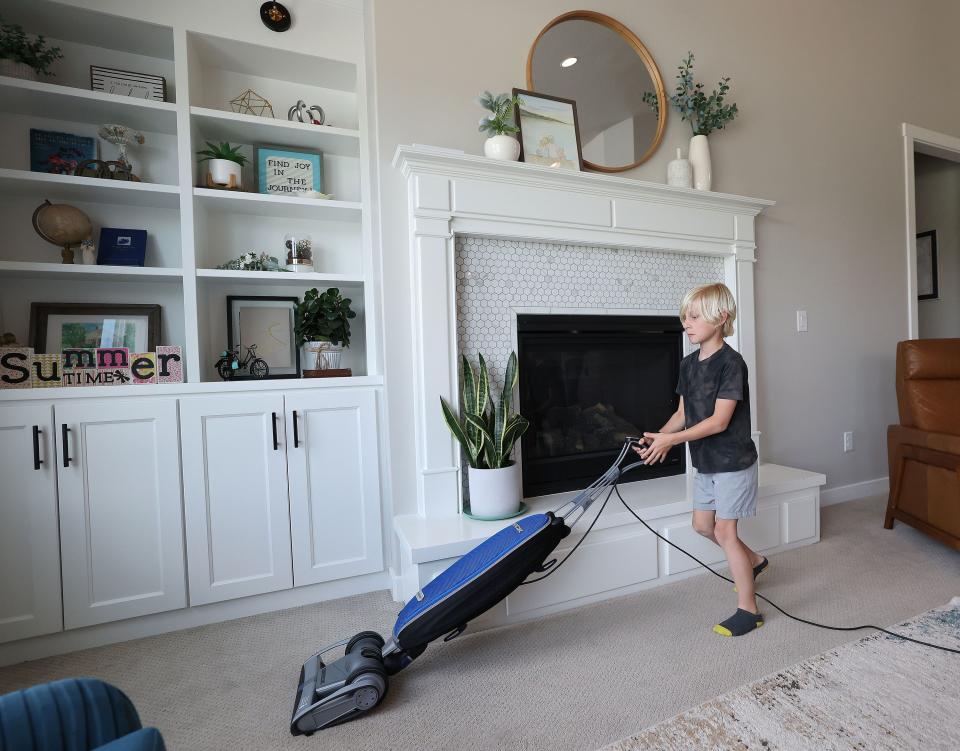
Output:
33 426 43 470
292 410 300 448
61 424 71 467
271 412 279 450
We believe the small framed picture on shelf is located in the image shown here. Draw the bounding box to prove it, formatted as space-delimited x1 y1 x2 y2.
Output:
512 88 584 171
90 65 167 101
226 296 300 378
29 303 161 354
98 228 148 266
254 145 323 197
30 129 97 175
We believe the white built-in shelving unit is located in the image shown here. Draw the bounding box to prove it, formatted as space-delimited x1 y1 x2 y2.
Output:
0 0 380 388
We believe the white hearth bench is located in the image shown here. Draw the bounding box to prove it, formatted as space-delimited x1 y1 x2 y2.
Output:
391 145 826 626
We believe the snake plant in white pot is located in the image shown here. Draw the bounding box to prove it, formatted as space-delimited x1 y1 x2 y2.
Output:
440 352 529 518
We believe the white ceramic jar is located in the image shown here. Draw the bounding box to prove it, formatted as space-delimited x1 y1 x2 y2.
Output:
484 135 521 161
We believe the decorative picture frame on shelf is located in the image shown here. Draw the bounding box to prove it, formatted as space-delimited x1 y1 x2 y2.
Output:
90 65 167 101
226 295 300 379
512 88 584 172
28 303 161 354
916 230 938 300
30 129 97 175
253 144 323 197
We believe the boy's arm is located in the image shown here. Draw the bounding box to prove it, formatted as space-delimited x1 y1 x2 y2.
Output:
638 398 736 464
657 396 686 434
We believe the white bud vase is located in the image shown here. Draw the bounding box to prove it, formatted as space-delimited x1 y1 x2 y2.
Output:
689 134 712 191
667 147 693 188
484 134 520 161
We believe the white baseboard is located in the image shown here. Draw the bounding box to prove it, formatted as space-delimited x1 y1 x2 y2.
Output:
820 476 889 507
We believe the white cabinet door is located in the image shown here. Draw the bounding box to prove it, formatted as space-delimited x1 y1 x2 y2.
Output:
55 398 185 629
286 389 383 585
179 394 292 605
0 404 62 643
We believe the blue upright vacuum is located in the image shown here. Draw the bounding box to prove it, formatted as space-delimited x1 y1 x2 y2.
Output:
290 437 643 734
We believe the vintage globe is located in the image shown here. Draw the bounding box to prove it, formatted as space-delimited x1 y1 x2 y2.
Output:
32 200 92 263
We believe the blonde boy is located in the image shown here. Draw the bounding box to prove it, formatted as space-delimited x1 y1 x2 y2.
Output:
634 283 766 637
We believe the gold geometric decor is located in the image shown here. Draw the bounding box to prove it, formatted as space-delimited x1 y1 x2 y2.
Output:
230 89 274 117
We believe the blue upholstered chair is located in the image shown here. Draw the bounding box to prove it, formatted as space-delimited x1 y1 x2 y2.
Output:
0 677 165 751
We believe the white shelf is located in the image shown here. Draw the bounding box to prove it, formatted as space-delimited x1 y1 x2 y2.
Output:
191 107 359 157
0 169 180 208
193 188 362 220
196 269 364 285
0 76 177 134
0 261 183 282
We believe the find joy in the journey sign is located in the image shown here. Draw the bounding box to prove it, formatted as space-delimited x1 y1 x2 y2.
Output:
255 146 323 196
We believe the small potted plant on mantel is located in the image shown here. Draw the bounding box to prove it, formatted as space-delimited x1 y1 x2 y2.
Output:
477 90 522 161
196 141 247 190
0 17 63 81
441 352 530 518
294 287 357 374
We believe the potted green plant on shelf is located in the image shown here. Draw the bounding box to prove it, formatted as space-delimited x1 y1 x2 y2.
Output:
294 287 357 371
477 90 522 161
196 141 247 190
440 352 530 518
0 17 63 81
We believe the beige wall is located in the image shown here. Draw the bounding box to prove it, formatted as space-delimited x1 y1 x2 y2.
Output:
371 0 960 516
915 154 960 338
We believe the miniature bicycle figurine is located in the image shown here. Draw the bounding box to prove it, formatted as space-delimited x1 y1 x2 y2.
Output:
215 343 269 380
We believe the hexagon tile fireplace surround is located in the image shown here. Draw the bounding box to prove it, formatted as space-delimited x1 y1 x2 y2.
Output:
390 146 825 629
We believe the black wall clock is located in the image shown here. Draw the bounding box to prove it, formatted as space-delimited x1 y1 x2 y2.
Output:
260 2 292 32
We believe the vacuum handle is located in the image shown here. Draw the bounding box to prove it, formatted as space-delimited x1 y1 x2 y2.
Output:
61 424 72 467
271 412 279 451
292 410 300 448
33 426 43 470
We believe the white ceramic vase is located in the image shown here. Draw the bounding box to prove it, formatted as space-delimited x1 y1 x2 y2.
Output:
688 134 712 191
666 147 693 188
208 158 241 188
484 135 520 161
0 59 38 81
302 341 342 370
467 461 521 517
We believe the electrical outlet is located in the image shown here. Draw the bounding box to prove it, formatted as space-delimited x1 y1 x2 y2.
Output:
843 431 854 452
796 310 808 332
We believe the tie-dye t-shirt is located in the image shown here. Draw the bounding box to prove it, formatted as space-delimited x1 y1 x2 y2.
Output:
676 342 757 473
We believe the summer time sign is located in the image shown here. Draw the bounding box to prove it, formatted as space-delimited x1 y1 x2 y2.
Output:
0 346 183 389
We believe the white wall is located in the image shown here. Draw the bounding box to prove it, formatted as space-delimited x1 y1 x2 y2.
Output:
914 153 960 339
371 0 960 518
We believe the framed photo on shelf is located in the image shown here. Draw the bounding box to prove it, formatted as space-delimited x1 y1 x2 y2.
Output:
226 296 300 378
30 129 97 175
512 88 584 171
916 230 938 300
90 65 167 101
254 145 323 197
29 303 161 354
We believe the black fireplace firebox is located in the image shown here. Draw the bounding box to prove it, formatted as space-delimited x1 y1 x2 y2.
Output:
517 314 686 497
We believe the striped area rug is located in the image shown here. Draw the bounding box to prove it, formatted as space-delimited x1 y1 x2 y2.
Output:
603 597 960 751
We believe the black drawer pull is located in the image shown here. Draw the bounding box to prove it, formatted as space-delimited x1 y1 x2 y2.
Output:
293 410 300 448
271 412 279 450
33 426 43 470
61 424 71 467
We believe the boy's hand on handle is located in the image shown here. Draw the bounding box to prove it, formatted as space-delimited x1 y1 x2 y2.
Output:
635 431 676 464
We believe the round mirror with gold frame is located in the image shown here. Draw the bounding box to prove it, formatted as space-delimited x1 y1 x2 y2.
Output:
526 11 667 173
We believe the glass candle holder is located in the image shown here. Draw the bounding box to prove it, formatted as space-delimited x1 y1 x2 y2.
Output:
284 233 313 272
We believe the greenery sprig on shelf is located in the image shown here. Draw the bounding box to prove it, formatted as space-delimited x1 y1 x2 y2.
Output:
645 52 739 136
476 91 522 137
215 252 289 271
196 141 248 166
0 17 63 76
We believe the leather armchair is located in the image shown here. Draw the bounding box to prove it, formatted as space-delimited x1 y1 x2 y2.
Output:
0 678 165 751
885 338 960 550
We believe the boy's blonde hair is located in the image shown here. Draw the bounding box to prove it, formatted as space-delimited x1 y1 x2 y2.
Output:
680 283 737 337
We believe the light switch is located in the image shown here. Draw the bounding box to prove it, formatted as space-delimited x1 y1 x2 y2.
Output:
796 310 808 332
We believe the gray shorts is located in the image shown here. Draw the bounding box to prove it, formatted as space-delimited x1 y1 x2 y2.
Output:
692 460 759 519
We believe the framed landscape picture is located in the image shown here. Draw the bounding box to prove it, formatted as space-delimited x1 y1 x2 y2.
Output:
512 88 584 171
254 145 323 197
226 296 300 378
916 230 938 300
29 303 161 354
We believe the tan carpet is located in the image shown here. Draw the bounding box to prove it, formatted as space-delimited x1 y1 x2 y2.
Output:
0 494 958 750
603 597 960 750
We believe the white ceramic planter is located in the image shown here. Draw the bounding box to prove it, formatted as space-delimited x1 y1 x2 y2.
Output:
0 59 38 80
689 134 712 191
208 158 241 188
468 461 521 517
484 135 520 161
302 340 342 370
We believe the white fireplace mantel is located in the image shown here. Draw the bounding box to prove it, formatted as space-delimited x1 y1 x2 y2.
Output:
392 145 776 519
